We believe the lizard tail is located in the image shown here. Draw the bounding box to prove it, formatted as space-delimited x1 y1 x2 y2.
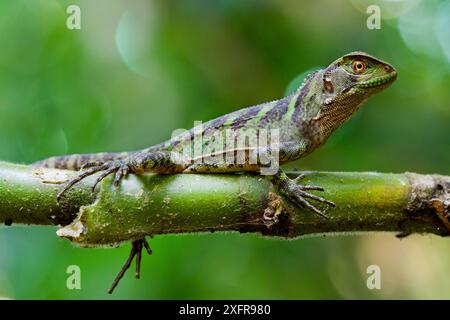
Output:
32 152 130 171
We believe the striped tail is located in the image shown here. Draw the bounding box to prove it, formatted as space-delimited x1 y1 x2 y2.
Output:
32 152 130 171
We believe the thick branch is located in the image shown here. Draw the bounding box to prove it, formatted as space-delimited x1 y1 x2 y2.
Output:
0 161 449 246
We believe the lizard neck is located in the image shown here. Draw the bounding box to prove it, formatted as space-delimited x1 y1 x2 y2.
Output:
297 70 366 148
313 95 366 141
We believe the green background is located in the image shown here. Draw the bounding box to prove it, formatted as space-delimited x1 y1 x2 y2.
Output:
0 0 449 299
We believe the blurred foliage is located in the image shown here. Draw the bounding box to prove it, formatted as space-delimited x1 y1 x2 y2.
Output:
0 0 449 299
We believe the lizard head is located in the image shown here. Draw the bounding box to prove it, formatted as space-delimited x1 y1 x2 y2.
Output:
321 51 397 103
300 52 397 144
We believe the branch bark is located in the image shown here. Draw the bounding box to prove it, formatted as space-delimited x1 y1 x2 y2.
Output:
0 161 449 246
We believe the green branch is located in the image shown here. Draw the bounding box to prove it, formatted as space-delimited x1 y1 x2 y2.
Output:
0 161 449 246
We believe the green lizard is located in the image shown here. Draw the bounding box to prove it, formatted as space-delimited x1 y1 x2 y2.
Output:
34 51 397 293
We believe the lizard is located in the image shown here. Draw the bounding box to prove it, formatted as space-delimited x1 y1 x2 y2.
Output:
33 51 397 293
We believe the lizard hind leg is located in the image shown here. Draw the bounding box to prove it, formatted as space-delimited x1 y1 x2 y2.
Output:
56 159 130 201
269 169 335 218
108 237 152 294
57 150 184 201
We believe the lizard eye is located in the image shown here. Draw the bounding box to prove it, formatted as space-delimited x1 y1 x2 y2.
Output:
353 60 366 74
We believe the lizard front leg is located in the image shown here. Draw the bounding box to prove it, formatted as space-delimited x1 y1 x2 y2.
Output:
183 163 335 218
181 144 335 218
268 169 335 218
273 142 335 218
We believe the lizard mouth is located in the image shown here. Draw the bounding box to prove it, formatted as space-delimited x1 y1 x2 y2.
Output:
355 71 397 88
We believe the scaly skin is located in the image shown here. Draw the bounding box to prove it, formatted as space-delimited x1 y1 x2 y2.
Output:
33 52 397 292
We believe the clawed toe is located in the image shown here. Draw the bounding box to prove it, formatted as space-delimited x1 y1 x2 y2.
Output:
108 237 152 294
298 189 335 207
293 174 305 183
57 160 130 202
291 187 335 218
300 185 325 191
57 163 109 201
113 166 129 187
291 194 329 219
91 166 117 191
271 170 335 219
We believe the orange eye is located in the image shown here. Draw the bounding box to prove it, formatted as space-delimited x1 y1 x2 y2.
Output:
353 60 366 74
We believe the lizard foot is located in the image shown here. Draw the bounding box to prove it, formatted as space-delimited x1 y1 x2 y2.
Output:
271 171 335 218
57 160 130 201
108 237 152 294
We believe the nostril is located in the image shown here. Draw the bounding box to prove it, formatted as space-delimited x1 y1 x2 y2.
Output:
384 65 391 72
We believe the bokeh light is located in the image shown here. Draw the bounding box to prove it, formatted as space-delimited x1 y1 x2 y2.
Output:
398 0 447 61
116 0 157 77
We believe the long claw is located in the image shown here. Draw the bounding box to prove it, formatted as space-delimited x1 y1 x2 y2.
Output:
91 167 117 192
292 193 329 219
298 190 336 207
272 171 335 219
135 241 142 279
57 160 130 202
308 204 329 219
300 185 325 191
142 238 152 255
113 168 125 187
57 164 108 201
